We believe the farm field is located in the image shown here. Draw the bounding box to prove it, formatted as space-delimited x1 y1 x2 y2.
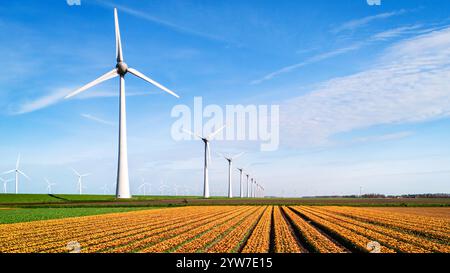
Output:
0 206 448 253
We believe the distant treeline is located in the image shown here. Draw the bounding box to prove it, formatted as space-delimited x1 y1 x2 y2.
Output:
305 193 450 199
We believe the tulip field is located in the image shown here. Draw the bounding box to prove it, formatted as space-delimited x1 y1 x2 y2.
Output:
0 206 449 253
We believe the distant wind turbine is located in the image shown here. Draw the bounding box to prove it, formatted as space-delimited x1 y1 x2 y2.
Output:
0 178 12 194
2 154 30 194
100 183 109 195
182 125 226 198
219 152 244 198
64 8 179 199
72 168 90 195
245 173 250 198
44 178 56 194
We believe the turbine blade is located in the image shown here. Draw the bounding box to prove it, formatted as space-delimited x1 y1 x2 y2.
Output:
206 125 226 140
18 170 31 181
65 69 119 99
232 152 244 160
71 168 81 177
2 170 15 175
114 8 123 62
207 142 212 166
128 68 179 98
81 173 91 177
16 154 21 169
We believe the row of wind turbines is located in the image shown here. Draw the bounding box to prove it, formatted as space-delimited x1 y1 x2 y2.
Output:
1 8 266 199
0 155 91 195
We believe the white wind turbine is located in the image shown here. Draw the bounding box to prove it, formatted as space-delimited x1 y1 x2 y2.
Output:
219 152 244 198
236 164 251 198
100 183 109 195
0 178 12 194
72 168 90 195
2 154 30 194
245 173 250 198
182 125 226 198
64 8 179 199
44 178 56 194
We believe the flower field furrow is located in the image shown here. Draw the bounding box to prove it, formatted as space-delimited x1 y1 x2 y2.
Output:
306 207 450 253
318 206 450 243
291 207 396 253
273 206 302 253
82 207 232 253
1 206 448 254
173 207 261 253
298 206 422 253
282 207 345 253
241 206 273 253
0 207 230 253
108 207 249 253
138 206 256 253
2 207 210 253
205 206 266 253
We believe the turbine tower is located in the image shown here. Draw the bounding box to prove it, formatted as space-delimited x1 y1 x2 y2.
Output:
220 152 244 198
182 125 225 198
72 168 90 195
65 8 179 199
2 154 30 194
237 168 244 198
245 173 250 198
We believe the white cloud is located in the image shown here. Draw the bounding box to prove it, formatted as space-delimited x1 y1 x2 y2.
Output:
281 27 450 147
332 10 407 33
251 24 431 85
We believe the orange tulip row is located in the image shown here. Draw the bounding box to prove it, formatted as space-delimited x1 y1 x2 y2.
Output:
304 207 450 253
291 207 396 253
241 206 273 253
282 207 345 253
272 206 302 253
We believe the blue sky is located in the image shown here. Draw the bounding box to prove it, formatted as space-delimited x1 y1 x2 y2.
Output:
1 0 450 196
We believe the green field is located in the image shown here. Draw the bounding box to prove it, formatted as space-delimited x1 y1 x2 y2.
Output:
0 207 153 224
0 194 200 204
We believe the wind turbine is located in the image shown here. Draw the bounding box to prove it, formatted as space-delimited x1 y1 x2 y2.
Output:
0 178 12 194
245 173 250 198
219 152 244 198
100 183 109 195
64 8 179 199
44 178 56 194
182 125 226 198
2 154 30 194
72 168 90 195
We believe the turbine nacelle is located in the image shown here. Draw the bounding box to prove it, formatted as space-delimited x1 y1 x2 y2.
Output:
116 62 128 75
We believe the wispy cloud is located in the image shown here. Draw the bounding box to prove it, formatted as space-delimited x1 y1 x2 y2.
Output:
332 10 407 33
352 131 414 144
281 26 450 147
97 1 229 44
81 113 115 126
251 24 435 85
10 88 69 115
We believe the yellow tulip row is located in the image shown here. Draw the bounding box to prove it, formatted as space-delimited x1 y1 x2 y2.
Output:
305 207 450 253
272 206 302 253
241 206 273 253
282 207 346 253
